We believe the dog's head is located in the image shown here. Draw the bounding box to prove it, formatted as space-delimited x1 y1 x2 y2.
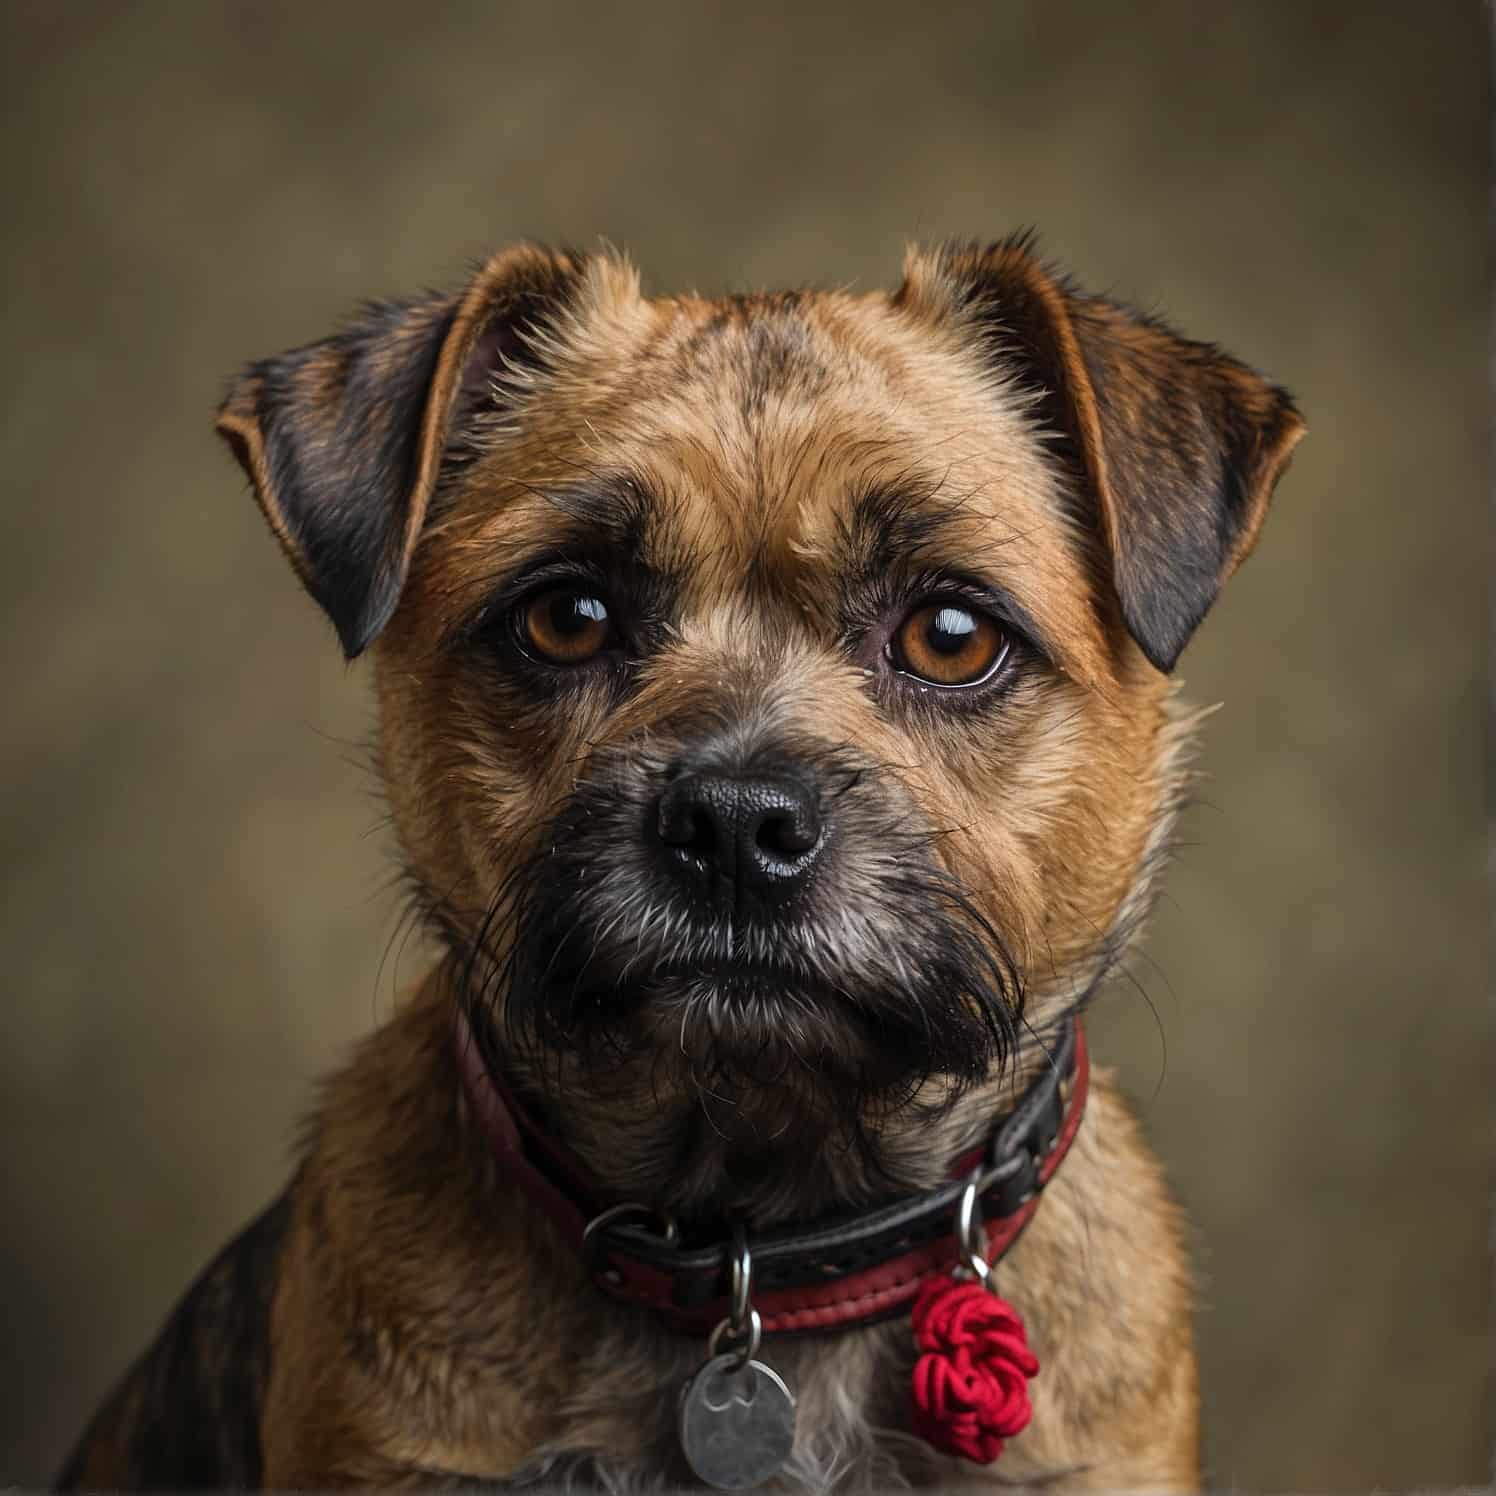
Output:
218 238 1301 1220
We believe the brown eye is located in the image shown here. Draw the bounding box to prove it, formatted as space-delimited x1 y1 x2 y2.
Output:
890 602 1008 687
518 587 615 665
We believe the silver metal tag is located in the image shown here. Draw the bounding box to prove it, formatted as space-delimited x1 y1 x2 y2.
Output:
677 1352 797 1490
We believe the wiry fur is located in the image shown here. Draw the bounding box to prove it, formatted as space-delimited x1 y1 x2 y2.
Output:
60 233 1302 1492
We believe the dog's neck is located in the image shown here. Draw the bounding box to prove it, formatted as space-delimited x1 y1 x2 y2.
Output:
468 991 1066 1232
444 932 1080 1231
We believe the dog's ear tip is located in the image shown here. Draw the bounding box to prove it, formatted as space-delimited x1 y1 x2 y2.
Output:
309 553 405 661
1125 605 1198 676
335 588 399 661
336 626 373 663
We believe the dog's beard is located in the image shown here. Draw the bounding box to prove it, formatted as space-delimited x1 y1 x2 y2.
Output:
455 746 1025 1169
505 875 1019 1101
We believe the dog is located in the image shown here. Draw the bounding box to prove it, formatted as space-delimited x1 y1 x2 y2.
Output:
58 233 1302 1492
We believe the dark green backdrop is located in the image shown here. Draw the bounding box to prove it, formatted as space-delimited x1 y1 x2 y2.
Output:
1 3 1486 1487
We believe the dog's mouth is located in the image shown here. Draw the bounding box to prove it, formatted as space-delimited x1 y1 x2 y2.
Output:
632 960 896 1072
529 946 880 1049
499 907 1017 1105
647 957 840 1003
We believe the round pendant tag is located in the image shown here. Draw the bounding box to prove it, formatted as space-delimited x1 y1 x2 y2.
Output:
677 1352 797 1490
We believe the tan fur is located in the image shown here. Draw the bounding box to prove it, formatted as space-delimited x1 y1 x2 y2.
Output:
63 236 1302 1492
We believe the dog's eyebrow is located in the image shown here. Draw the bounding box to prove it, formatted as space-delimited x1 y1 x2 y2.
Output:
442 471 669 648
532 470 658 548
844 482 958 575
841 483 1057 661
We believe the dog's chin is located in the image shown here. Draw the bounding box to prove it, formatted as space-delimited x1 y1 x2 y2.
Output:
553 963 909 1083
635 968 921 1096
515 963 955 1136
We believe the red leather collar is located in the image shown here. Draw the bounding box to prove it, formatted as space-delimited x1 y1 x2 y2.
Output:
455 1010 1087 1336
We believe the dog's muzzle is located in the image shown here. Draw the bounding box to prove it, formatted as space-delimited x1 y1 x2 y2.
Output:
496 732 1022 1090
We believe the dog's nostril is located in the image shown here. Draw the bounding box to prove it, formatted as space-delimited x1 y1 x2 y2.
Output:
684 809 717 855
755 808 818 860
658 783 715 852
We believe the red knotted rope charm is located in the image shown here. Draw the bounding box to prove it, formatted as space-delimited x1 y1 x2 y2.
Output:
910 1176 1040 1464
910 1275 1039 1463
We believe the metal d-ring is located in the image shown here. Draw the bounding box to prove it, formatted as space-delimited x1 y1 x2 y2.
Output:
581 1201 679 1271
955 1175 992 1284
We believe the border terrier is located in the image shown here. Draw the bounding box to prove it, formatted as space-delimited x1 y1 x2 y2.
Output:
59 233 1302 1492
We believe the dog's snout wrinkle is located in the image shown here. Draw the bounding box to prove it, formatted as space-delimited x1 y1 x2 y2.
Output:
656 770 824 899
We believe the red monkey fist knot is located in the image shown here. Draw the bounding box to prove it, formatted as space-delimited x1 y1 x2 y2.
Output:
910 1276 1040 1465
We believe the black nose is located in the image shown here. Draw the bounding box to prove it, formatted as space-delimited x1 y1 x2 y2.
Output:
656 771 825 898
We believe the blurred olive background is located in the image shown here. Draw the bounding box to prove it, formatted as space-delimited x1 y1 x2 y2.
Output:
1 2 1486 1488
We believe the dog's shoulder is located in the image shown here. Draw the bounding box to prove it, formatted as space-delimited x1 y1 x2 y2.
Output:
56 1184 296 1491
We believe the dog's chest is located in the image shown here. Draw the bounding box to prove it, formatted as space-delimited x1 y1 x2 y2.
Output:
507 1320 934 1492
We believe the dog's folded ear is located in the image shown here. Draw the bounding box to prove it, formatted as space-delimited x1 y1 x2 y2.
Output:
900 237 1305 673
216 245 585 659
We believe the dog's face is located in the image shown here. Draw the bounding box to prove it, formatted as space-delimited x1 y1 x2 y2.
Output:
219 239 1301 1220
